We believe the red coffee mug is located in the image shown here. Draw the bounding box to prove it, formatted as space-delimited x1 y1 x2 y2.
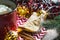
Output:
0 0 17 40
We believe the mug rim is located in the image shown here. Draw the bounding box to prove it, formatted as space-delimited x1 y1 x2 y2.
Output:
0 0 17 15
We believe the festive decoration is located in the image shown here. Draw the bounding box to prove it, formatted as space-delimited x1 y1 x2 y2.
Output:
37 10 48 17
17 6 29 17
4 31 18 40
3 0 60 40
4 28 23 40
42 15 60 40
19 10 48 32
16 9 48 40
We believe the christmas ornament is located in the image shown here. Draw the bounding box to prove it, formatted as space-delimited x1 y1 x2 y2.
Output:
18 10 48 32
17 6 29 17
16 9 48 40
37 10 48 20
4 30 18 40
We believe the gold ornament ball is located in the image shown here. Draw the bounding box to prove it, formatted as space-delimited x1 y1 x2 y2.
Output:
17 6 29 17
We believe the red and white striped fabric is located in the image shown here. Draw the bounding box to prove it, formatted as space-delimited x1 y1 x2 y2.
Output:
17 15 27 27
17 15 47 40
33 27 47 40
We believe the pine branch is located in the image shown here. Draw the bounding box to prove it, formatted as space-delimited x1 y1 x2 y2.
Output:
42 20 59 29
42 15 60 29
